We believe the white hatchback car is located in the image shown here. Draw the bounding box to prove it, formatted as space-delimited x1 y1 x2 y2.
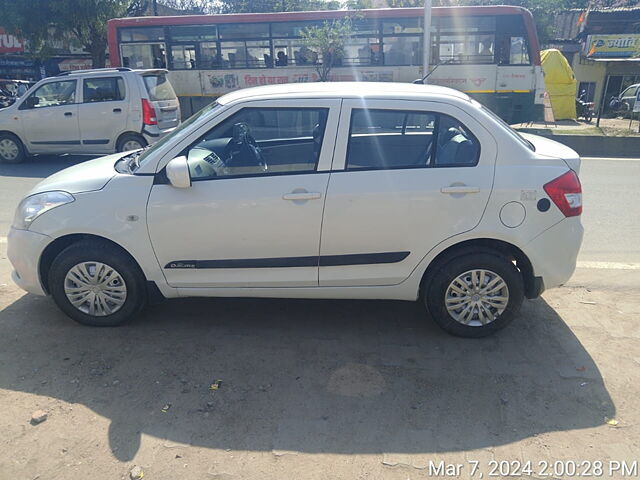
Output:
7 83 583 337
0 68 180 163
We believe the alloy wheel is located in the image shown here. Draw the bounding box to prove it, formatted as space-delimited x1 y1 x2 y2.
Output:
444 269 509 326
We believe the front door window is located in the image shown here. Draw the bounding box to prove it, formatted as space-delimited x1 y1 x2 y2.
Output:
184 107 329 180
23 80 77 109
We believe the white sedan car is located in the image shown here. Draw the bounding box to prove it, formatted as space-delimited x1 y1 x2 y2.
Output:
7 83 583 337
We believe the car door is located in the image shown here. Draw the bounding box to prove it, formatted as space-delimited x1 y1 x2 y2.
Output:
620 85 638 110
18 79 81 154
78 76 129 152
147 99 340 288
318 99 497 287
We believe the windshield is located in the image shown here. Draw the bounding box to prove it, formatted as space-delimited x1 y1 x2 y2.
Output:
134 101 222 170
476 102 535 151
143 74 177 101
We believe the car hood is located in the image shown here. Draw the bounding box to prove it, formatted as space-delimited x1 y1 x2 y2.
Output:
27 152 128 196
520 133 581 173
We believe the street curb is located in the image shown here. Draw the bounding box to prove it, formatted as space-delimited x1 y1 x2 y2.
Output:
522 133 640 157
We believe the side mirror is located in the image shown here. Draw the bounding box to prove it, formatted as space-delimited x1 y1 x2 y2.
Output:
166 156 191 188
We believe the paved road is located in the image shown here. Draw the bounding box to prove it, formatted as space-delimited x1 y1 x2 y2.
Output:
0 154 638 479
2 155 639 266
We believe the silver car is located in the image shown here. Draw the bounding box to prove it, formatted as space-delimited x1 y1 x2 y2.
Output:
0 68 180 163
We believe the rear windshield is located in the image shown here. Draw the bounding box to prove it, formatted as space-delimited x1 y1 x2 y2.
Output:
142 74 176 101
477 102 535 151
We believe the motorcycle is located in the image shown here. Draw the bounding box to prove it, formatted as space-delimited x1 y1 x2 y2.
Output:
576 90 594 123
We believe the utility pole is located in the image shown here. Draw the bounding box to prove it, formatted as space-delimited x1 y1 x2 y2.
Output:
423 0 432 83
152 0 158 16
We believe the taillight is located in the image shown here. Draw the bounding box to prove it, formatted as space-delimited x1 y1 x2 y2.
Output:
142 98 157 125
543 170 582 217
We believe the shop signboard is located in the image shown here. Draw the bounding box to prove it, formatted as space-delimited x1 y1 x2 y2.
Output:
585 34 640 58
0 28 25 54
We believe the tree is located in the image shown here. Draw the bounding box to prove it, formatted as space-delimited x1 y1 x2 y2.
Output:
300 18 354 82
60 0 132 68
0 0 55 60
0 0 135 68
215 0 341 14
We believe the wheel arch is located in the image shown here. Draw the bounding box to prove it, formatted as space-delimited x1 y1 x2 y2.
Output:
38 233 148 295
116 131 147 151
0 130 28 153
419 237 539 299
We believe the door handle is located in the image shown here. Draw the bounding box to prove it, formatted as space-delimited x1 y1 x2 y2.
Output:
441 185 480 194
113 108 122 113
283 191 322 201
64 112 73 117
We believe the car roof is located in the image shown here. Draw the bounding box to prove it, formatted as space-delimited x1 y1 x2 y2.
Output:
50 68 168 79
217 82 472 104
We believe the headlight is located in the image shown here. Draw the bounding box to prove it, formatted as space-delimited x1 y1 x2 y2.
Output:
13 191 74 230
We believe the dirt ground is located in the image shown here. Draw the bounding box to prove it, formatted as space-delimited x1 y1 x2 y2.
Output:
0 239 638 479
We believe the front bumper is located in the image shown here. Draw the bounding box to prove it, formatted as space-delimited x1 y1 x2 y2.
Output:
7 227 51 296
525 217 584 290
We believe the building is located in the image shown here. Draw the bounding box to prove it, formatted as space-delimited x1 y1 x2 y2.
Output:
549 7 640 112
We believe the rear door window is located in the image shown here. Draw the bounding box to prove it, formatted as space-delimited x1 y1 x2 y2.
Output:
82 77 125 103
142 74 177 101
346 109 479 170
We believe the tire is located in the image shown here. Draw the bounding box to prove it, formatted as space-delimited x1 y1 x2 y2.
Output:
423 251 524 338
0 132 26 164
116 133 147 153
585 111 593 123
48 240 147 326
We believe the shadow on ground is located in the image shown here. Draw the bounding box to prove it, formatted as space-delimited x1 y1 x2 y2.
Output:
0 295 614 461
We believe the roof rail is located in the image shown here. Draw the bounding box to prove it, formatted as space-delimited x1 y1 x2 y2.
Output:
56 67 132 77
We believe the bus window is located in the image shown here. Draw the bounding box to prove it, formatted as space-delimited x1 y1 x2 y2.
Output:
121 43 166 69
383 36 422 66
120 27 164 42
498 36 530 65
438 34 495 64
199 42 220 69
220 41 271 68
171 45 196 69
218 23 269 40
382 18 422 35
344 38 381 66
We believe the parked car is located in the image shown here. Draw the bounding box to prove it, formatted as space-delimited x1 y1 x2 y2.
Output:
0 68 180 164
7 83 583 337
0 79 34 108
610 83 639 112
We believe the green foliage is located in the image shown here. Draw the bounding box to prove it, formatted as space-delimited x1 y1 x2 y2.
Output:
216 0 342 14
0 0 131 66
300 17 354 81
0 0 54 59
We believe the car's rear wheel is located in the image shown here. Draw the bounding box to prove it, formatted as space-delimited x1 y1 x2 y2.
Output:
116 133 147 153
48 240 147 326
423 251 524 337
0 133 26 164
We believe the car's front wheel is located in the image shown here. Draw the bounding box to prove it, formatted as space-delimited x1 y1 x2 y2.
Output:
423 251 524 337
48 240 147 326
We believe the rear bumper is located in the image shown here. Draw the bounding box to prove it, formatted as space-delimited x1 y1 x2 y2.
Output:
7 227 50 296
142 125 176 143
525 217 584 291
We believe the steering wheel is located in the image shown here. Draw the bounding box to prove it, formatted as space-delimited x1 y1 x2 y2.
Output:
231 123 268 171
